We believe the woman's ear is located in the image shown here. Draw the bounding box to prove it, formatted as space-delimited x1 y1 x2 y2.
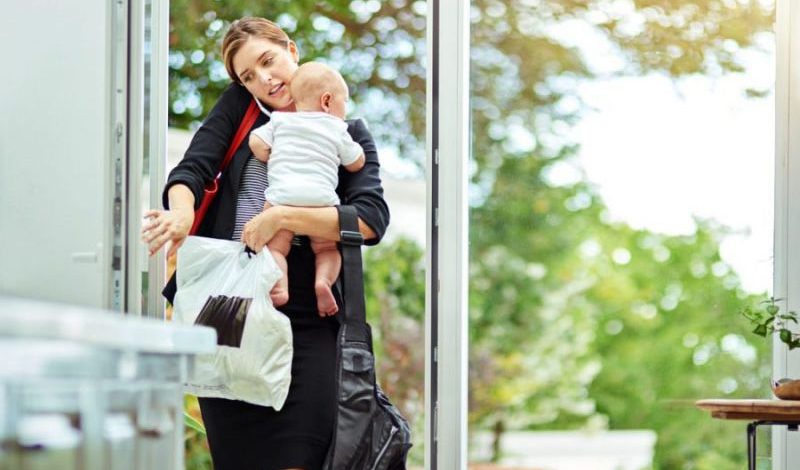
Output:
287 40 299 64
320 92 332 112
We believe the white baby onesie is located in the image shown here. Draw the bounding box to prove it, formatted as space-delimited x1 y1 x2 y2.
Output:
251 111 364 207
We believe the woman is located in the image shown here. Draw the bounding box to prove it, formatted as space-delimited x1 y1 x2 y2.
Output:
142 17 389 470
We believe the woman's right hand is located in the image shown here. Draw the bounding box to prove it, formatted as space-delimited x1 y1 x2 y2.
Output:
141 207 194 257
241 206 285 253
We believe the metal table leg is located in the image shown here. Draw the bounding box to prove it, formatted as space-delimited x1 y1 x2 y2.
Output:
746 421 800 470
747 421 758 470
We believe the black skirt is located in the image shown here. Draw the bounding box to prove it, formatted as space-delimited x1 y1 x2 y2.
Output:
199 239 339 470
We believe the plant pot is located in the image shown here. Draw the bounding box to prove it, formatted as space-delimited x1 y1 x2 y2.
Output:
772 378 800 400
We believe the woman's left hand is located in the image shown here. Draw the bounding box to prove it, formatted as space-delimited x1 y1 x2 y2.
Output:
242 206 285 252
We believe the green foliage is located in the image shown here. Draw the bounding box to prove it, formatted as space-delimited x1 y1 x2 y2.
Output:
577 221 771 469
468 130 772 467
742 297 800 349
184 395 213 470
184 410 206 435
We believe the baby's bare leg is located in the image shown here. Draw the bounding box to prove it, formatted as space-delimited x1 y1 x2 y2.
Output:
309 237 341 317
263 201 293 307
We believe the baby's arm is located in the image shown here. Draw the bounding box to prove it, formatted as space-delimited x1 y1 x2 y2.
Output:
249 121 275 163
249 133 272 163
344 153 365 172
339 124 366 172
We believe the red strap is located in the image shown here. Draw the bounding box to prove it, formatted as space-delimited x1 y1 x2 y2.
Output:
188 99 261 235
219 99 261 174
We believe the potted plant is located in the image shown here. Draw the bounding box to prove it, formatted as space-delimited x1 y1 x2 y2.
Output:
741 297 800 399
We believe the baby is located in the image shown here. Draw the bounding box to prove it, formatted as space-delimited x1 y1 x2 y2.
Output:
249 62 365 316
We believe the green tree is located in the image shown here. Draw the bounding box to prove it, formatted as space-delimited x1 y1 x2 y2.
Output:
578 219 772 468
469 150 771 466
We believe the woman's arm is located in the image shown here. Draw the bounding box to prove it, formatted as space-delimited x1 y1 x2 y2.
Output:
142 84 253 256
336 119 390 245
142 184 195 256
242 118 390 252
241 205 376 251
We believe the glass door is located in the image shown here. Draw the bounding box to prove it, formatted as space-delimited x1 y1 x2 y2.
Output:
466 1 776 469
130 0 170 317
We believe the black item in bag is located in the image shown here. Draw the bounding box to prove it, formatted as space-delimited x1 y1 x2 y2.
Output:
323 205 412 470
194 294 251 347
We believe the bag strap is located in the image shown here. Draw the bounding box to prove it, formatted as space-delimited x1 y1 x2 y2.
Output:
337 205 369 341
188 99 260 235
220 98 260 175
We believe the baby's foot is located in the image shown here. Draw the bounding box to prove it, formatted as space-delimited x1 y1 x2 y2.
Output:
315 281 338 316
270 286 289 307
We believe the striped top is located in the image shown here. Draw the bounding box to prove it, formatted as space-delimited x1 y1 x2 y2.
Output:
232 156 268 241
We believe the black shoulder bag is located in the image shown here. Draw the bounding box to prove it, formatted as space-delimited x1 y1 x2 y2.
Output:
323 205 412 470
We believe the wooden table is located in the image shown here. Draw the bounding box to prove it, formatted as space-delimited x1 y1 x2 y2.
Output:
696 399 800 470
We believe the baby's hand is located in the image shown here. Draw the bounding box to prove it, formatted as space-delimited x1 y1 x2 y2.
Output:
249 134 271 163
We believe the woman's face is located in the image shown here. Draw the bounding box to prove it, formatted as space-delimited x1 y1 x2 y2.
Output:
232 37 299 111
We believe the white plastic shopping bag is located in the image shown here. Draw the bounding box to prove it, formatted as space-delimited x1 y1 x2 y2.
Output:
173 236 292 409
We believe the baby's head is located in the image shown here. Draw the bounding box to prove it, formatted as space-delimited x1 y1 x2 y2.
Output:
289 62 349 119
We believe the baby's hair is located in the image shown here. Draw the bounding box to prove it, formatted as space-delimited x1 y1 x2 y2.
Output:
289 62 348 107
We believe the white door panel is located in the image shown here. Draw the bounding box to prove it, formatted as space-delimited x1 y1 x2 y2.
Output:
0 0 113 308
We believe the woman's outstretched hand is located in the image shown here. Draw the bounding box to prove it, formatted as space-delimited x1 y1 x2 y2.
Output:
242 206 285 252
141 207 194 257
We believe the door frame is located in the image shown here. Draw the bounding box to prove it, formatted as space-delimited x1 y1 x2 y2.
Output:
774 0 800 467
426 0 470 468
